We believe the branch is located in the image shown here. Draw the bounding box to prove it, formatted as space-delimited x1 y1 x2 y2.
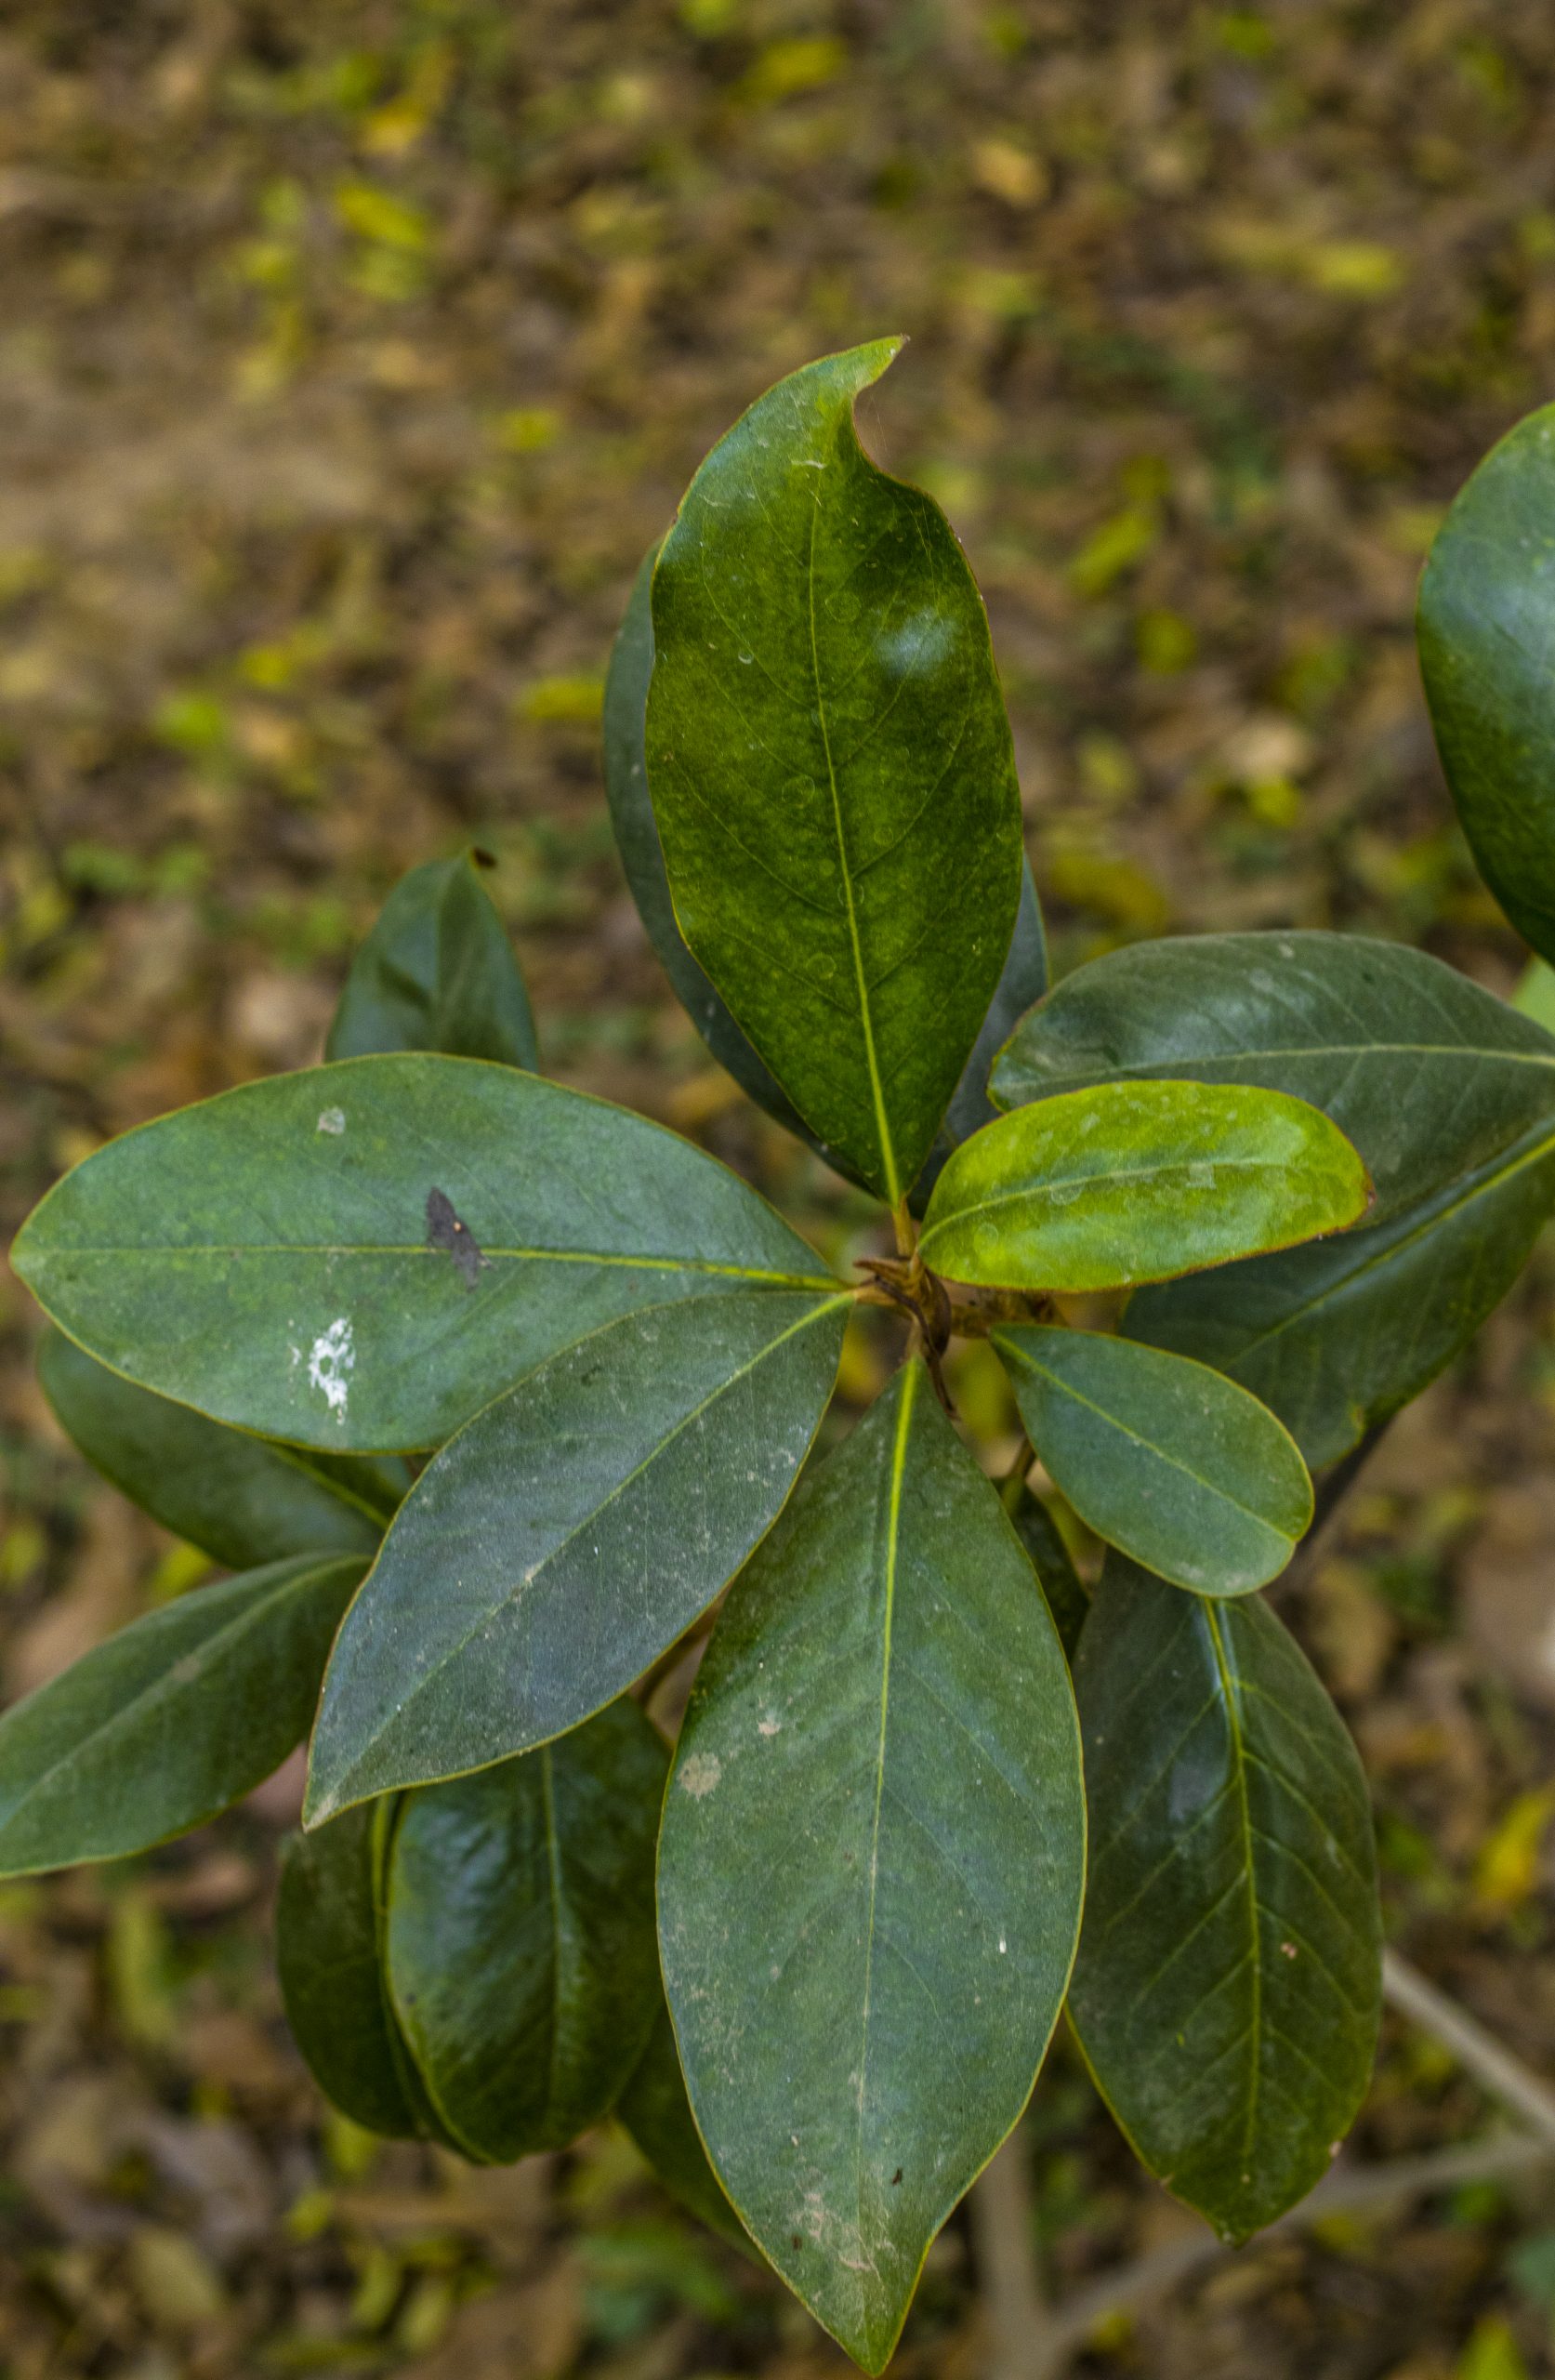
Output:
970 2132 1056 2380
1382 1948 1555 2147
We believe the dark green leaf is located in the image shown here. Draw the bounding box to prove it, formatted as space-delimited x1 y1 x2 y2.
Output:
994 1327 1311 1596
646 342 1024 1207
12 1054 836 1452
1069 1555 1381 2242
919 1081 1371 1291
617 2003 751 2251
1418 404 1555 967
607 538 1047 1204
1126 1132 1555 1469
1007 1486 1090 1661
38 1329 404 1568
384 1701 665 2162
326 850 539 1069
277 1800 453 2143
306 1288 847 1820
991 931 1555 1227
0 1554 364 1876
659 1360 1085 2373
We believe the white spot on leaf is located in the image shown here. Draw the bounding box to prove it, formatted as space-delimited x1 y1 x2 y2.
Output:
308 1317 355 1419
317 1107 346 1135
679 1752 722 1798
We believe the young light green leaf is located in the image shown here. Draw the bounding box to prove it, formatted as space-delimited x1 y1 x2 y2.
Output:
385 1701 665 2162
994 1327 1311 1596
919 1080 1371 1292
617 2002 752 2251
1070 1555 1380 2243
608 537 1048 1204
38 1329 404 1569
277 1800 455 2144
305 1288 848 1821
326 849 539 1070
1126 1126 1555 1469
0 1554 364 1877
991 931 1555 1229
1418 403 1555 969
646 342 1024 1206
1007 1485 1090 1661
659 1361 1085 2373
12 1054 835 1452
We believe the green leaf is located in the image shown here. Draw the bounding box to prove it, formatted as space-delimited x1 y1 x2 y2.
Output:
12 1054 836 1453
1127 1145 1555 1469
38 1329 405 1568
1069 1555 1381 2243
607 537 1047 1203
384 1701 665 2162
991 931 1555 1228
646 342 1024 1206
305 1289 848 1819
277 1800 454 2143
994 1328 1311 1596
1418 403 1555 968
996 932 1555 1465
658 1360 1085 2373
0 1554 364 1876
1007 1486 1090 1661
919 1080 1371 1291
617 2002 751 2251
326 850 539 1070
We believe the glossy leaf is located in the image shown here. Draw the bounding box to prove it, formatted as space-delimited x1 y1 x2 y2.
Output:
38 1329 405 1568
992 930 1555 1229
994 1327 1311 1596
0 1554 364 1876
659 1361 1085 2373
1127 1131 1555 1469
646 342 1024 1206
277 1800 453 2143
306 1288 848 1820
385 1701 665 2162
607 538 1048 1204
326 849 539 1070
1069 1555 1381 2242
617 2002 751 2250
1008 1485 1090 1661
12 1054 835 1452
1418 403 1555 968
919 1080 1370 1292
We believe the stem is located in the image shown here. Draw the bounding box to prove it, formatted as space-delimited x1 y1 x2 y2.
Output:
970 2132 1056 2380
1382 1948 1555 2146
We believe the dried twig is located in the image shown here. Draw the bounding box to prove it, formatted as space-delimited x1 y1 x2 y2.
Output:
1383 1948 1555 2147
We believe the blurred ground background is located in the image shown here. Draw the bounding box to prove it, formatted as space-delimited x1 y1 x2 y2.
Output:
7 2 1555 2374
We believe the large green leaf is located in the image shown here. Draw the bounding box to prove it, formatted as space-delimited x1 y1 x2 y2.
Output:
326 849 539 1069
919 1080 1370 1291
12 1054 835 1453
0 1554 364 1876
277 1800 453 2143
991 931 1555 1228
617 2002 751 2250
384 1701 665 2162
1069 1555 1381 2242
1126 1128 1555 1469
659 1360 1085 2373
994 1327 1311 1596
1418 403 1555 968
607 539 1048 1203
305 1288 848 1821
38 1329 405 1568
646 342 1024 1207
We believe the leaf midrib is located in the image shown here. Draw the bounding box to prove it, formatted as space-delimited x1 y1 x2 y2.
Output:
808 468 898 1206
31 1243 835 1289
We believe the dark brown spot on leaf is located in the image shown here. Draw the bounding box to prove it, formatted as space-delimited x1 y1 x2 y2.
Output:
426 1186 492 1289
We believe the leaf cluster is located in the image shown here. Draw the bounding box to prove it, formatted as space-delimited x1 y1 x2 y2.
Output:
9 354 1555 2370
